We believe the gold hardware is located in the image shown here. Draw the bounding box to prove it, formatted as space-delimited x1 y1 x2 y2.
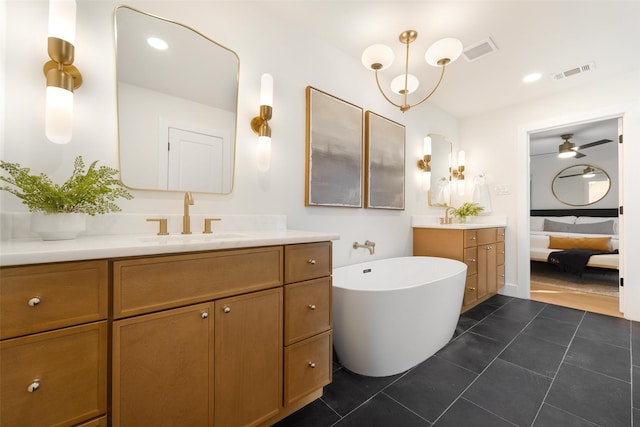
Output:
201 311 209 319
27 297 41 307
451 165 465 181
353 240 376 255
308 304 316 310
182 192 194 234
442 206 456 224
223 306 231 314
468 287 476 291
203 218 221 234
308 362 316 369
308 259 317 265
146 218 169 235
417 154 431 172
251 74 273 139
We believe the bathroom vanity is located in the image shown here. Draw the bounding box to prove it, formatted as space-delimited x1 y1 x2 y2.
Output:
413 224 506 312
0 230 337 427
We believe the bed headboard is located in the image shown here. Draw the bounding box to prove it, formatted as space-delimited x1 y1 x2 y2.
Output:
530 208 618 217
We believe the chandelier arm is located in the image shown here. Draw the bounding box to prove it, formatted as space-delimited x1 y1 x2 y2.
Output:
374 70 402 108
410 64 447 109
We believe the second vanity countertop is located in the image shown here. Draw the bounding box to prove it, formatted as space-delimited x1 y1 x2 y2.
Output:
411 215 507 230
0 229 341 267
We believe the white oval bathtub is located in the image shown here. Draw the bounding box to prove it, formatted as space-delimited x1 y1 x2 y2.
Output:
332 256 467 377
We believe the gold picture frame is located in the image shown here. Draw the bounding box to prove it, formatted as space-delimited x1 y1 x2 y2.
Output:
305 86 363 207
364 111 406 210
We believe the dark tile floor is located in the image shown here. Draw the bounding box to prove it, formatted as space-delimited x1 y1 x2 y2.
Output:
275 295 639 427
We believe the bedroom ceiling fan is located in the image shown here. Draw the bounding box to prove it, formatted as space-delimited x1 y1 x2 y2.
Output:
557 165 604 179
557 133 613 158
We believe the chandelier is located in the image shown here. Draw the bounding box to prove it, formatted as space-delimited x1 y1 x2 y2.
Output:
361 30 463 112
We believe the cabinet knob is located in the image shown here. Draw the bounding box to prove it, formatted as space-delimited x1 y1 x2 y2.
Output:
201 311 209 319
308 304 316 310
308 259 317 265
468 287 476 291
468 258 476 263
486 246 493 250
308 362 316 369
223 306 231 314
27 379 40 393
471 236 476 240
27 297 41 307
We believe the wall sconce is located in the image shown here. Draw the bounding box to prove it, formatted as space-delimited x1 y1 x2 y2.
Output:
451 150 465 195
44 0 82 144
251 73 273 171
417 136 432 172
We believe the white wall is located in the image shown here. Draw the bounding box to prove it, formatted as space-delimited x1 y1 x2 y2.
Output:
1 1 458 267
459 71 640 321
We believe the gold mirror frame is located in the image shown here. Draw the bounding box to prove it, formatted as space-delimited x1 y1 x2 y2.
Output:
427 134 453 206
551 163 611 206
115 6 239 194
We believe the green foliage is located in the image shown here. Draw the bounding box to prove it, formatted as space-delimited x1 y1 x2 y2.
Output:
453 202 484 219
0 156 133 215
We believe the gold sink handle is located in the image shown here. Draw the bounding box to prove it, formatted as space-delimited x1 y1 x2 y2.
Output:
203 218 222 234
146 218 169 236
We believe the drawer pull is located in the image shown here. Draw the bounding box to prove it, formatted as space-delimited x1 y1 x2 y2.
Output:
468 259 476 263
27 379 40 393
308 304 316 310
486 246 493 250
27 297 41 307
201 311 209 319
471 236 476 240
468 287 476 291
308 362 316 369
308 259 317 265
223 306 231 314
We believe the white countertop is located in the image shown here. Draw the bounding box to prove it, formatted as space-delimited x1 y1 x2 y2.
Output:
0 229 341 267
411 215 507 229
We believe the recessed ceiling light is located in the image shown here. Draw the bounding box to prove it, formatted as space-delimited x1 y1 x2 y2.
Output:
147 37 168 50
522 72 542 83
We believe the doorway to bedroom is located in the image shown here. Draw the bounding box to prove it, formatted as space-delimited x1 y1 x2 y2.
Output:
528 117 621 317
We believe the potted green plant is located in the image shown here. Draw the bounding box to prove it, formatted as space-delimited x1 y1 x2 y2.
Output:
453 202 484 223
0 156 133 240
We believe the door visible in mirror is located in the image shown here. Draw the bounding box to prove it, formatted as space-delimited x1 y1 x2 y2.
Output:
115 6 239 194
552 164 611 206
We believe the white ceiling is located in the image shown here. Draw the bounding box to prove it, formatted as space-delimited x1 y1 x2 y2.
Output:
258 0 640 119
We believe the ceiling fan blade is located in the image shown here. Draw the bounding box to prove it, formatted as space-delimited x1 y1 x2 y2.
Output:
576 138 613 150
573 151 587 158
558 173 584 178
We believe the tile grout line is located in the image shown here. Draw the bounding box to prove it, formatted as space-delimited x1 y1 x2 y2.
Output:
529 310 587 426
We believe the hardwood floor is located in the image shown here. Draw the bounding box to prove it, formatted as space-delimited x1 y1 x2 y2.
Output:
530 282 622 318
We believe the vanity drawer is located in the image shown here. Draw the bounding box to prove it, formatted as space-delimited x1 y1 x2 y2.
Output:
284 330 332 406
497 264 505 288
0 321 107 427
463 275 478 307
113 246 283 318
284 242 332 284
477 228 498 245
496 227 506 242
463 230 478 248
0 260 108 339
464 248 478 276
284 277 332 345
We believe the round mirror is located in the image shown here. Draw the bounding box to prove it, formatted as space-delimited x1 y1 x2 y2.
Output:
552 164 610 206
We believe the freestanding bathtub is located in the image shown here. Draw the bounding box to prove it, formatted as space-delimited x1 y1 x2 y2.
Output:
332 256 467 377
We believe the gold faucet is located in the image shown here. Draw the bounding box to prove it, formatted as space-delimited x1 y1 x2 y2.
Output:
182 192 194 234
443 206 456 224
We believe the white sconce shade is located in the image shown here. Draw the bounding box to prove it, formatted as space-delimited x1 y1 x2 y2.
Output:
425 38 463 66
423 136 432 155
45 85 74 144
457 150 465 167
390 74 419 95
361 44 395 71
457 178 465 195
257 135 271 172
260 73 273 107
48 0 76 44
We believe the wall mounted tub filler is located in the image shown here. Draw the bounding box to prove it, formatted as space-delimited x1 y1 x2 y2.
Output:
353 240 375 255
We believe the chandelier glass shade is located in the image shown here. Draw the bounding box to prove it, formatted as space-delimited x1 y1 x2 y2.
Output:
362 30 463 112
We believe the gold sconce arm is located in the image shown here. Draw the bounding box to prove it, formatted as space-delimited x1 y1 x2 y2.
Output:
452 165 465 180
417 154 432 172
250 105 272 137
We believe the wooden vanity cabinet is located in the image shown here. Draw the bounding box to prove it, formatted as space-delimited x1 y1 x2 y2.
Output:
413 227 505 312
0 260 108 427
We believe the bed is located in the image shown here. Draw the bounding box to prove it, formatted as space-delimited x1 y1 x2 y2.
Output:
530 209 619 270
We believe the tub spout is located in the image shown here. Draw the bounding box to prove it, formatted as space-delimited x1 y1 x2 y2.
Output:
353 240 375 255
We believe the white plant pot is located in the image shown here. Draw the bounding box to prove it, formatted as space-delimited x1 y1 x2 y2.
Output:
30 212 87 241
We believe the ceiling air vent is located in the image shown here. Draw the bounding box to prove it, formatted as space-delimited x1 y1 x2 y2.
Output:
552 62 596 80
462 37 498 62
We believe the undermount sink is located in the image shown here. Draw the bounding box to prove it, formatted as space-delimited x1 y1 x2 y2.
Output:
138 233 247 244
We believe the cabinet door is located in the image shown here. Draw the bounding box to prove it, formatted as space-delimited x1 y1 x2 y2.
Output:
112 303 214 427
215 288 283 427
478 244 497 298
